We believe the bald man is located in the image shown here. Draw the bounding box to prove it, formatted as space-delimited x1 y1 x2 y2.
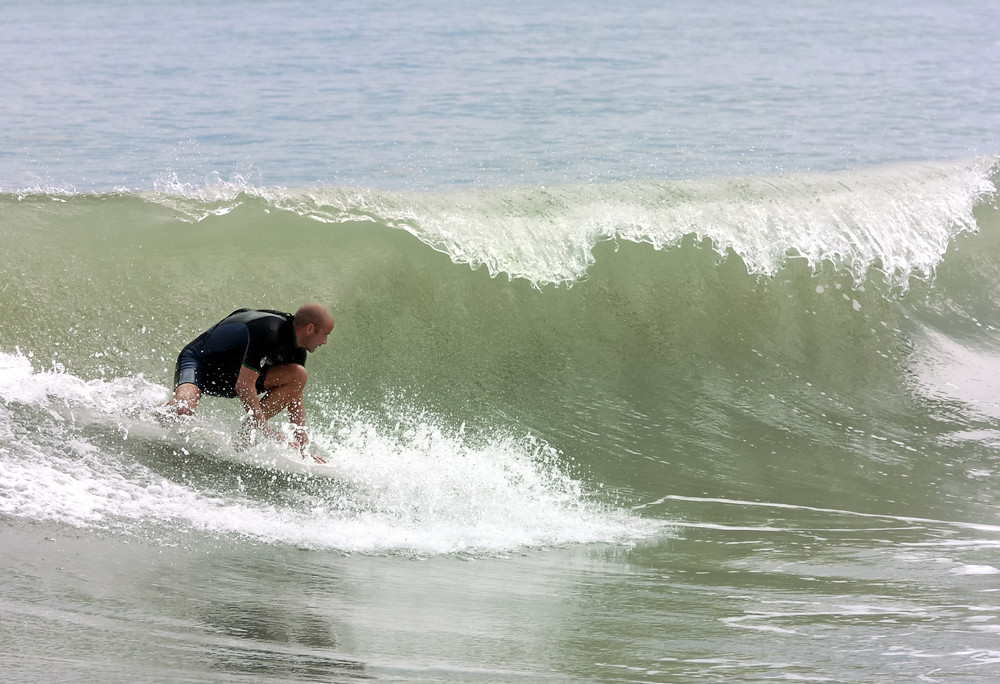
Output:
166 304 334 461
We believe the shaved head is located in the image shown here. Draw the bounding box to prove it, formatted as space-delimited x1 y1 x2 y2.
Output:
294 303 334 329
293 303 335 352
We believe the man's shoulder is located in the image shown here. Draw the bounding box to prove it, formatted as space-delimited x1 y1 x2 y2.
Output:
256 308 292 319
242 310 296 350
223 309 292 328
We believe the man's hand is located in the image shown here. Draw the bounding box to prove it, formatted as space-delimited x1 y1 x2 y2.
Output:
290 429 325 463
290 440 326 464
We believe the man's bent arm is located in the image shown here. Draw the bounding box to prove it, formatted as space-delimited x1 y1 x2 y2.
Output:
235 366 283 440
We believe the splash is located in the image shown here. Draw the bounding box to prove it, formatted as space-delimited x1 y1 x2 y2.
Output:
0 353 656 554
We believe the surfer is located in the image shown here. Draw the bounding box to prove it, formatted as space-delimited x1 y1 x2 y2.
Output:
165 304 335 463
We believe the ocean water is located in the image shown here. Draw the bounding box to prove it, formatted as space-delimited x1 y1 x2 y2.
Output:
4 1 1000 682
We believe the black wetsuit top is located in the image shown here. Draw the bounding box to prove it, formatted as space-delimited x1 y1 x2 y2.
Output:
173 309 306 397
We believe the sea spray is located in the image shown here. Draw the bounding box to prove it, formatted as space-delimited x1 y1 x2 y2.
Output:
0 352 654 553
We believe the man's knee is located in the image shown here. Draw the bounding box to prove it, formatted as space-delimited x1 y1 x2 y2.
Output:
173 400 196 416
290 364 307 388
266 364 307 392
168 383 201 415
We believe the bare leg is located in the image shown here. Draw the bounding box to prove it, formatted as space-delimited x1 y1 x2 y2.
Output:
258 364 323 460
259 364 307 422
256 364 323 462
166 383 202 416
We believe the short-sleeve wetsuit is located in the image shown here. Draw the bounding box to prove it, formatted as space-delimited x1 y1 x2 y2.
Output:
173 309 307 397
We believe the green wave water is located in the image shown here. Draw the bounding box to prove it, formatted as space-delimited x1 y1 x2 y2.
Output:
2 158 1000 552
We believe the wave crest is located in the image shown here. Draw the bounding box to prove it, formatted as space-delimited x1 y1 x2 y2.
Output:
135 158 999 289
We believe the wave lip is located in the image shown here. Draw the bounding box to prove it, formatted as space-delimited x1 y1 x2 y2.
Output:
7 158 994 290
125 158 998 290
386 159 997 289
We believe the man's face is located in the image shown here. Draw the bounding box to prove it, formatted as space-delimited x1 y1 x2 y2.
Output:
300 321 334 352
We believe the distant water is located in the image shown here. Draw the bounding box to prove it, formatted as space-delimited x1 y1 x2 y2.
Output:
5 2 1000 683
3 0 999 192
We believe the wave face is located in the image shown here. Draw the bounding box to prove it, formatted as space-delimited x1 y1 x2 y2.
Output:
2 158 1000 554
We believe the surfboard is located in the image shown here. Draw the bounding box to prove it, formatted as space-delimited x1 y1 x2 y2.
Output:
133 405 340 478
212 441 339 477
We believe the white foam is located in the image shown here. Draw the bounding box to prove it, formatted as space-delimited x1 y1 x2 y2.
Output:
0 352 658 554
952 564 1000 576
0 350 165 411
